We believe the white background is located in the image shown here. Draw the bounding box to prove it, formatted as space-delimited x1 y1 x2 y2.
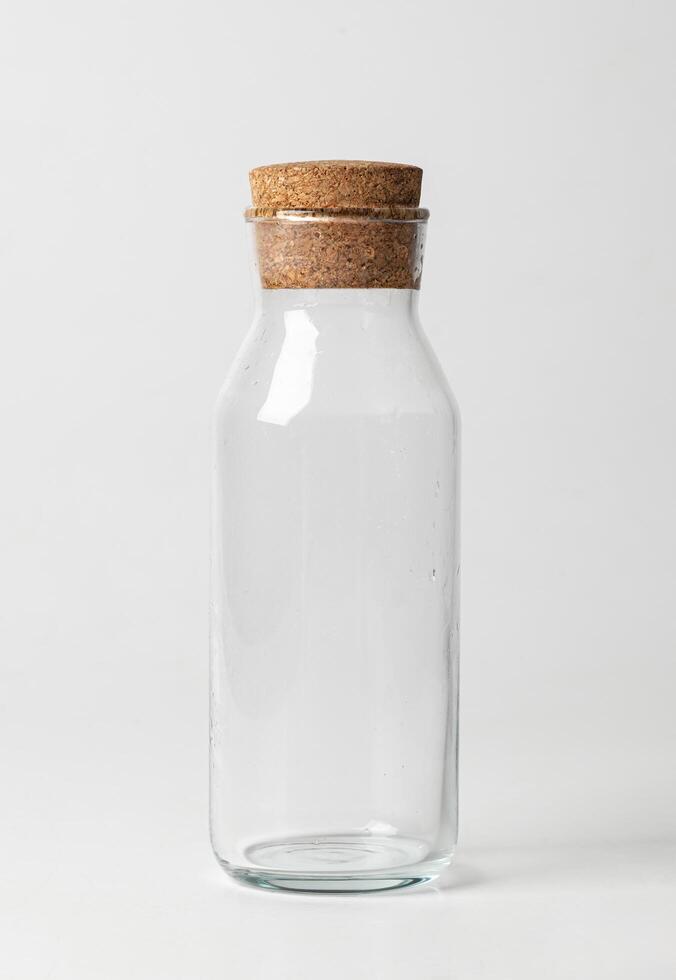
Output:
1 0 675 976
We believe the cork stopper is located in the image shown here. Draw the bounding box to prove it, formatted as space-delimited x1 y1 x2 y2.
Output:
250 160 422 210
246 160 428 290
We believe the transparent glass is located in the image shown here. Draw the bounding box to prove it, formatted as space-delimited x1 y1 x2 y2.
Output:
210 223 460 893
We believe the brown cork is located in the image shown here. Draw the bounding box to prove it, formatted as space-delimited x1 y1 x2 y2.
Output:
247 161 428 289
250 160 423 210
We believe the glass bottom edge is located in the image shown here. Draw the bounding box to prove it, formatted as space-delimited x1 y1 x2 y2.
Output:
215 834 454 894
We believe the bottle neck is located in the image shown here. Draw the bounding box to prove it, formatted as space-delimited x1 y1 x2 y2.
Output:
246 215 427 291
253 288 420 321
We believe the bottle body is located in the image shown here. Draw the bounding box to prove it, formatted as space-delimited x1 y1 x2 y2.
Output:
210 288 460 892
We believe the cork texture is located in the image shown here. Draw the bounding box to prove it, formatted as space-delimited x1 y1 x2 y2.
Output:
250 161 422 210
247 161 428 289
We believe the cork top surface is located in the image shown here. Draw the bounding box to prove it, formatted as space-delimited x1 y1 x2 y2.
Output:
250 160 423 210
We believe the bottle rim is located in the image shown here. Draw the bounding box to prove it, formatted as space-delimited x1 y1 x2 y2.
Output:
244 207 429 224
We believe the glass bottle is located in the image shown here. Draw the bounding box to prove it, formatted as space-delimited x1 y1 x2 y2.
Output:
210 161 460 892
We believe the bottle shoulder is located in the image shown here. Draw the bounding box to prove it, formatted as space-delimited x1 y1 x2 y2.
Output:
215 308 459 431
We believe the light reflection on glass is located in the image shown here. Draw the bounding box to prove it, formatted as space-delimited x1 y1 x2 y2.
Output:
257 309 318 426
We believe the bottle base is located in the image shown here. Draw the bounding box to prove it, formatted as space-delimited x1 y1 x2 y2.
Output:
217 833 453 894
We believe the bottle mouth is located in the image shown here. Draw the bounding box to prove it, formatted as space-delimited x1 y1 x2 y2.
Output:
245 207 429 224
247 206 427 290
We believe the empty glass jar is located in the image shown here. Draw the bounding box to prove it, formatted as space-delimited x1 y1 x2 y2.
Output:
210 162 460 892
